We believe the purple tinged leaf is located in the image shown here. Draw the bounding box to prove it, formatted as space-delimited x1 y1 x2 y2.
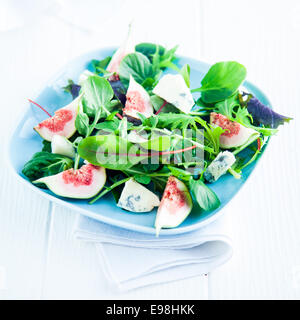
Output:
63 80 81 99
247 96 292 129
69 84 81 99
109 80 127 106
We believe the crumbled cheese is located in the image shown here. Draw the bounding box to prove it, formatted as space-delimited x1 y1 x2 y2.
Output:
204 151 236 183
117 178 160 212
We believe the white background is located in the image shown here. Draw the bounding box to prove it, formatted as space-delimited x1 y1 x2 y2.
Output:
0 0 299 299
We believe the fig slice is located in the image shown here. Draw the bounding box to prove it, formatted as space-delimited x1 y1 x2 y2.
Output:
106 24 135 81
34 96 80 142
122 75 154 119
117 178 160 212
155 176 193 235
210 112 259 149
152 74 195 113
33 163 106 199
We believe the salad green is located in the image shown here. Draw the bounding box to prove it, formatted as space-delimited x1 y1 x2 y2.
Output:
23 30 292 233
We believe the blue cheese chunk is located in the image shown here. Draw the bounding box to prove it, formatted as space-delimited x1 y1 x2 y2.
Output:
204 151 236 183
117 178 160 212
152 74 194 113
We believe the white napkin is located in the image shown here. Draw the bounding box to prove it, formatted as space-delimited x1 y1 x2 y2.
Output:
73 212 233 291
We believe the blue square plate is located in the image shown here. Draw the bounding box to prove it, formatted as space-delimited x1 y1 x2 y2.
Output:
8 48 271 235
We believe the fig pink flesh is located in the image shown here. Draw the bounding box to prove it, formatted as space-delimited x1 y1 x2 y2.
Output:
38 109 73 132
160 177 186 213
123 77 153 118
34 101 78 141
210 112 258 148
211 112 240 137
124 90 146 114
155 176 192 234
62 164 99 186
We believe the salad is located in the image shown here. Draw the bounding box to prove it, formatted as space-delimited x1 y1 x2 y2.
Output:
22 29 292 235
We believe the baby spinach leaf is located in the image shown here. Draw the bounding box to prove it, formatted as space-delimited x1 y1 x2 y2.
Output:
189 178 220 211
22 152 73 182
95 119 119 132
194 61 247 104
135 43 165 62
119 52 155 87
75 111 90 136
81 96 95 117
81 75 114 117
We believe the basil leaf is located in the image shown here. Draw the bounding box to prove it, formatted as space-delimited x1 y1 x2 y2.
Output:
196 61 247 104
119 52 155 86
22 152 73 182
189 178 220 211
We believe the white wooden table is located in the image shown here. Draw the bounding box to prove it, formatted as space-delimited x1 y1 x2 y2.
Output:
1 0 300 299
